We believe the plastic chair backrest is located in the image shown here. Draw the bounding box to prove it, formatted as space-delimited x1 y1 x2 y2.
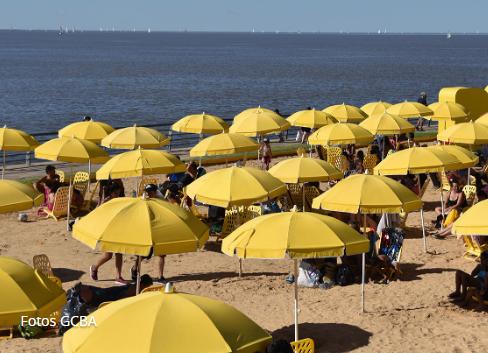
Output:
138 177 159 197
287 184 304 209
304 185 321 210
52 186 70 217
326 147 342 170
56 170 65 183
340 155 350 173
73 171 90 197
463 185 477 205
243 205 262 222
33 254 54 277
440 172 451 192
363 154 378 174
141 284 164 293
290 338 315 353
221 208 244 236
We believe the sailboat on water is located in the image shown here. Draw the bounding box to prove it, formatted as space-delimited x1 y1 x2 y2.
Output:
447 32 452 39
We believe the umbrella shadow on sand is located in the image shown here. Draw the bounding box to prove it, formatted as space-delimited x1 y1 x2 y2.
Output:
53 268 85 282
169 271 287 283
273 322 372 352
398 263 456 282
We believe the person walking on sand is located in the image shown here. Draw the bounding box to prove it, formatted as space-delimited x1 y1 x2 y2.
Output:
415 92 428 131
259 138 272 170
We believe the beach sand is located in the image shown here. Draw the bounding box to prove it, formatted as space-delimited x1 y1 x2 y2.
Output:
1 161 488 353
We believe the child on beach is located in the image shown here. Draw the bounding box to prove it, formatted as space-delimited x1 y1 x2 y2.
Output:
259 138 272 170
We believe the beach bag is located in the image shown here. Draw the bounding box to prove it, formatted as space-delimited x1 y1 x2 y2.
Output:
335 264 354 286
379 228 404 262
58 283 88 336
297 260 322 288
443 209 459 227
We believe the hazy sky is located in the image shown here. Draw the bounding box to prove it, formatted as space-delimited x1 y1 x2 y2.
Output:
2 0 488 33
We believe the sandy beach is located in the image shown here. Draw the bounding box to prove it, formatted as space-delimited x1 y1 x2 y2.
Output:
1 159 488 353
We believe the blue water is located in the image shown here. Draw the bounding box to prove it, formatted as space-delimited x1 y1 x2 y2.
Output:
1 31 488 133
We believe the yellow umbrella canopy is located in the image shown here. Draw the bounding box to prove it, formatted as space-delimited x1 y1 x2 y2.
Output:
312 174 422 214
374 146 462 175
172 113 229 134
73 197 208 256
359 112 415 136
268 156 343 183
427 102 468 121
222 212 369 259
185 166 287 208
475 112 488 126
0 180 44 213
387 101 433 118
453 200 488 236
101 125 170 149
0 256 66 327
63 289 272 353
190 133 259 157
308 123 374 146
427 145 479 169
437 121 488 145
322 103 367 123
229 107 290 136
34 136 109 164
286 109 337 128
58 121 115 143
96 149 186 180
360 101 392 117
0 126 39 151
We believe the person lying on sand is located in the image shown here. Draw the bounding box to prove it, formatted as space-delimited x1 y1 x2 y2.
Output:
449 252 488 309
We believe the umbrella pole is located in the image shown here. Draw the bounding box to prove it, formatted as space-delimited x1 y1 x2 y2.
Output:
135 256 142 294
2 150 5 179
235 207 243 277
468 168 471 185
420 208 427 253
361 213 366 313
293 258 299 341
440 189 445 230
88 160 91 191
302 183 305 212
67 167 73 232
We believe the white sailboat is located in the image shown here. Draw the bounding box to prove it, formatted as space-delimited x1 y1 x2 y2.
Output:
447 32 452 39
147 28 151 33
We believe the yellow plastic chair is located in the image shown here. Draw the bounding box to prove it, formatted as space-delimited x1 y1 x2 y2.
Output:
462 185 477 206
463 236 488 261
57 170 65 183
40 186 70 221
326 147 342 171
287 183 304 209
290 338 315 353
304 185 321 211
73 171 90 198
219 208 244 239
137 177 159 197
141 284 164 293
243 205 262 222
33 254 54 277
440 172 450 192
362 154 378 174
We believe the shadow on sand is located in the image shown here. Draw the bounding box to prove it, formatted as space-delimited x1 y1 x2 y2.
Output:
53 267 85 282
273 322 372 353
399 262 456 282
169 271 287 282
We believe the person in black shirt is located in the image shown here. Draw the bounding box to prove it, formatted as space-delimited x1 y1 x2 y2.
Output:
415 92 428 131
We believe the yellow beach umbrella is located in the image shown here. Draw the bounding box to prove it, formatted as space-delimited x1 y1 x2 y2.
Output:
190 133 259 157
359 112 415 136
387 101 433 118
427 102 468 121
0 256 66 327
35 136 109 164
453 200 488 236
58 121 115 143
437 121 488 145
360 101 392 117
287 109 337 128
427 145 478 169
96 149 186 180
0 126 39 178
172 113 229 135
73 197 208 256
323 103 367 123
229 107 290 136
312 174 422 214
475 112 488 126
63 287 271 353
186 166 287 208
102 125 170 149
308 123 374 146
222 211 369 338
0 180 44 213
374 146 462 175
73 197 208 292
268 156 342 183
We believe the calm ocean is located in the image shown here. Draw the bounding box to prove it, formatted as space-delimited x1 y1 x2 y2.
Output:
1 31 487 133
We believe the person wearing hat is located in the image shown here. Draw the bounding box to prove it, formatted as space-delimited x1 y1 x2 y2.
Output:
259 137 272 170
449 252 488 309
415 92 428 131
143 183 164 199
